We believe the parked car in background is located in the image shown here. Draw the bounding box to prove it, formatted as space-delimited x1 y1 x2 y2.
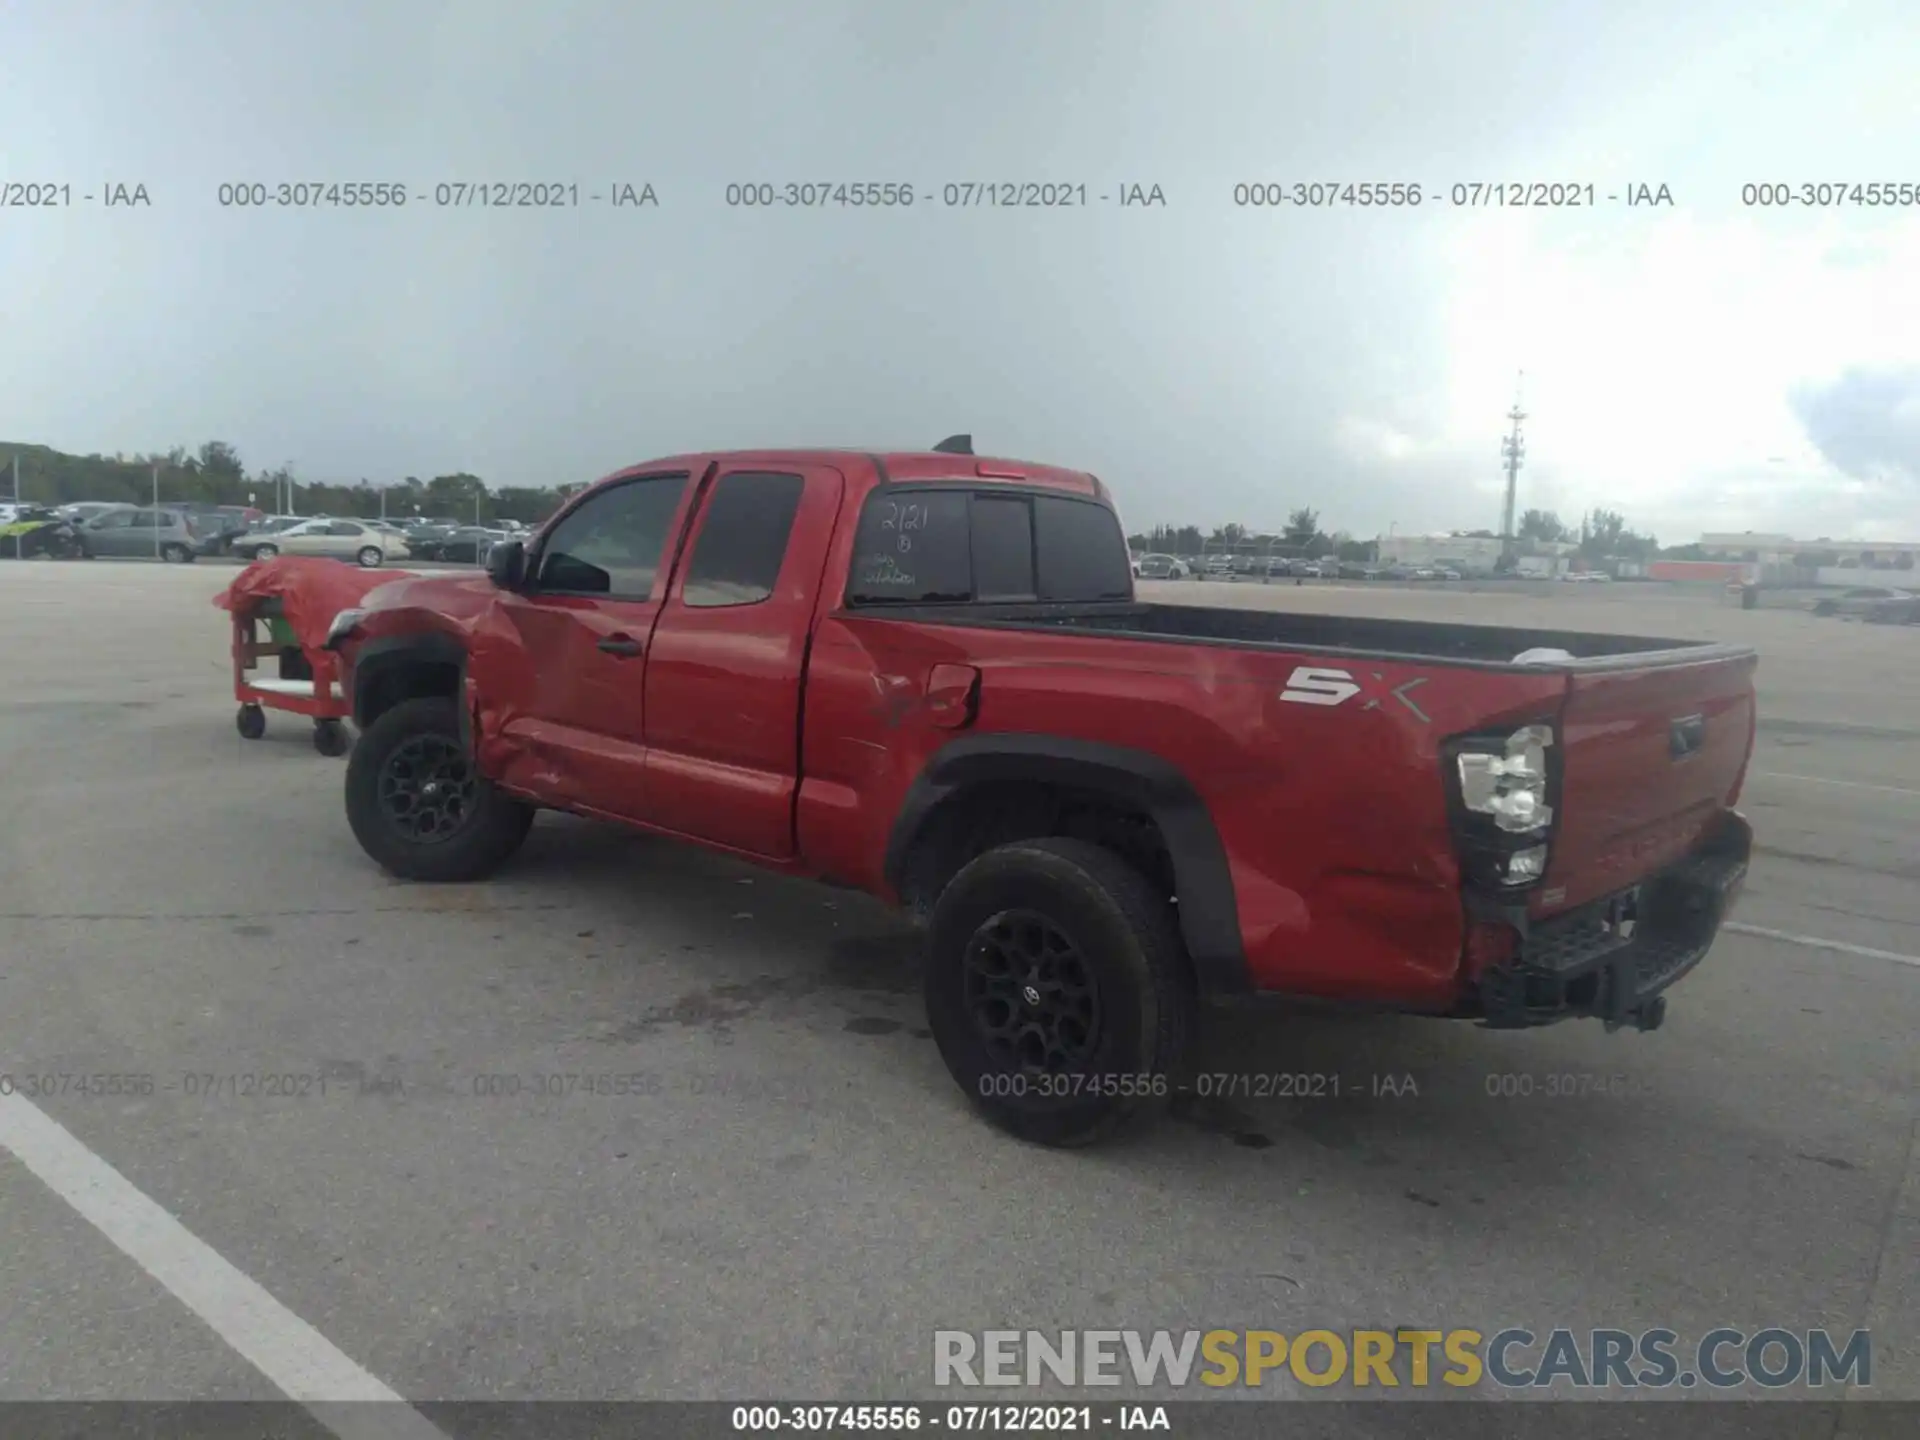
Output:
1135 553 1192 579
417 525 512 564
400 521 458 553
186 504 267 556
1862 594 1920 624
56 501 124 524
0 506 88 558
238 517 410 567
75 505 207 562
229 518 305 558
1812 585 1912 617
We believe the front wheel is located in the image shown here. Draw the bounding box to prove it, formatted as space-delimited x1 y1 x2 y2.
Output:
924 837 1195 1148
253 543 279 560
356 546 383 568
345 696 533 882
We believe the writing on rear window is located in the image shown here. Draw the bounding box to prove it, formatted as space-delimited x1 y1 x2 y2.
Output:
845 487 1131 607
848 491 971 601
884 500 935 545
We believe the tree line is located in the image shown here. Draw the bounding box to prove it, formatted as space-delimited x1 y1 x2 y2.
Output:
0 440 576 526
8 440 1693 563
1128 506 1668 562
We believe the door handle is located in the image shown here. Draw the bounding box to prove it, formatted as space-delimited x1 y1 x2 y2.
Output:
597 635 645 658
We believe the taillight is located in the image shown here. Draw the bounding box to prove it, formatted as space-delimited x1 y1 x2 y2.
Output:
1444 722 1561 892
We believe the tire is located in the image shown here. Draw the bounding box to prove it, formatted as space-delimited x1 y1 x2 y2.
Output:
924 837 1195 1148
253 543 279 560
160 542 191 563
345 696 534 882
1813 600 1836 616
312 719 350 756
236 704 266 740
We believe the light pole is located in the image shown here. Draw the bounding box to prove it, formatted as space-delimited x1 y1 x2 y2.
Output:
1500 374 1527 560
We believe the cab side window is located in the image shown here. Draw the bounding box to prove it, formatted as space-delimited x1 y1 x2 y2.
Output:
680 472 805 608
536 474 690 598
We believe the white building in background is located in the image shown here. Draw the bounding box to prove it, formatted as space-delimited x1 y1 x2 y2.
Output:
1376 532 1506 570
1698 532 1920 565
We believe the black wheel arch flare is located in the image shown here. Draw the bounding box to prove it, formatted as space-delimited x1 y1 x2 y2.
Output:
348 632 469 734
884 734 1250 995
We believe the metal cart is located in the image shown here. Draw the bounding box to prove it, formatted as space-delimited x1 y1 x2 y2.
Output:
230 595 353 754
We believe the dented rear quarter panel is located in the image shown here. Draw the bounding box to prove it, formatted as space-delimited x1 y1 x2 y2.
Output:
797 614 1568 1007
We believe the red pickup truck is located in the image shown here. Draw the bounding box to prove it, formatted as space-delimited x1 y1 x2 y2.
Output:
326 440 1757 1147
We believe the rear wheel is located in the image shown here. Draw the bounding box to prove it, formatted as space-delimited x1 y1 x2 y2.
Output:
254 543 279 560
924 837 1195 1148
1813 599 1836 616
160 542 192 563
345 696 533 881
356 546 383 568
236 704 266 740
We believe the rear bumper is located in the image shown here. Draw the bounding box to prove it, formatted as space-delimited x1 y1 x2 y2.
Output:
1467 811 1751 1031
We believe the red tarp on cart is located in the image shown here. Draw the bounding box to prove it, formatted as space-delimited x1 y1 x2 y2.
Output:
213 556 418 652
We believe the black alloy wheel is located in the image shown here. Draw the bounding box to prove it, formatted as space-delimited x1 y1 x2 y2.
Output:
377 732 477 842
962 909 1103 1074
344 696 534 881
924 837 1195 1147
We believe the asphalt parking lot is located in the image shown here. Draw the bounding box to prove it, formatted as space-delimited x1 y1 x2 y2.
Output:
0 563 1913 1424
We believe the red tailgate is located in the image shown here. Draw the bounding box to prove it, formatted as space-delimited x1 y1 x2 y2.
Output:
1539 649 1757 914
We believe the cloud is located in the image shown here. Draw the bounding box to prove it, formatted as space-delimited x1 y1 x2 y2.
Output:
1789 367 1920 488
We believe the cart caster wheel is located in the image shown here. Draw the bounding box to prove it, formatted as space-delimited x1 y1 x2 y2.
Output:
236 705 266 740
312 720 350 757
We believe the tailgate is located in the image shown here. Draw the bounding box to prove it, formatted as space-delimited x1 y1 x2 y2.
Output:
1539 648 1756 914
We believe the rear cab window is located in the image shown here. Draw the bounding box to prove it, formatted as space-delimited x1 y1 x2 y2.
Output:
681 472 806 608
845 486 1132 607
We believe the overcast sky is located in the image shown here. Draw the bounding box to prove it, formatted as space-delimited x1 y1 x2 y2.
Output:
3 0 1917 542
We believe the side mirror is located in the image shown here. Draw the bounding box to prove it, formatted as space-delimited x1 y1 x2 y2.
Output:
485 538 526 590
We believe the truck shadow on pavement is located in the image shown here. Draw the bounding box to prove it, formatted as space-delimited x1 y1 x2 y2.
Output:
484 814 1671 1186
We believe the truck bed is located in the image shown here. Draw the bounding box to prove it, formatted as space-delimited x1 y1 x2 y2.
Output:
890 599 1739 668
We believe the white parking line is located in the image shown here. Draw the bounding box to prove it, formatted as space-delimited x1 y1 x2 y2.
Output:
1725 921 1920 969
1753 771 1920 798
0 1092 449 1440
